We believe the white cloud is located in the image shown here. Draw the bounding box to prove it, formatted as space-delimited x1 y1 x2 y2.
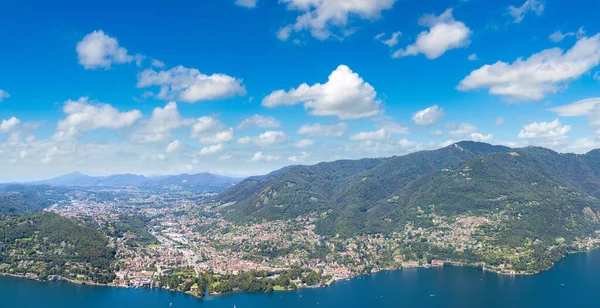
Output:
350 129 391 141
41 146 62 164
549 27 586 42
54 97 142 141
430 130 443 137
0 117 21 133
76 30 135 70
277 0 396 41
152 153 166 161
199 144 224 155
548 98 600 137
412 105 445 126
294 139 315 148
288 152 311 163
219 154 233 161
191 116 234 144
250 151 280 162
549 31 569 43
376 31 402 47
237 115 281 129
467 53 478 61
448 123 477 135
393 9 471 60
277 25 292 41
151 59 166 68
137 65 247 103
549 98 600 116
131 102 193 143
263 65 382 119
0 89 9 102
297 123 348 137
458 34 600 101
235 0 257 8
590 104 600 135
518 119 570 140
165 140 183 153
495 117 506 125
375 118 409 134
469 132 494 142
508 0 544 23
237 131 287 146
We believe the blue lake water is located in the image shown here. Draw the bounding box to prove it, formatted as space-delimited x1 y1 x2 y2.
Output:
2 249 600 308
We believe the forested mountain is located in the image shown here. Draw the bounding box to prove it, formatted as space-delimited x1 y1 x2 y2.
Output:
0 212 116 283
218 142 600 241
0 185 68 215
24 172 242 192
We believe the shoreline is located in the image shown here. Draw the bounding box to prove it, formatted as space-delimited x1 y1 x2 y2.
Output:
3 246 599 300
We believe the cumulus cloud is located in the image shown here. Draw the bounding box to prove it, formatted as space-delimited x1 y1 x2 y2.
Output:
518 119 571 140
458 34 600 101
590 104 600 135
191 116 234 144
250 151 280 162
277 0 396 41
508 0 544 23
430 130 443 137
288 152 311 163
237 131 287 146
54 97 142 141
263 65 382 119
469 132 494 142
0 117 21 133
235 0 257 8
447 123 477 136
393 9 471 60
548 98 600 137
375 118 409 134
0 89 9 102
549 27 585 42
350 129 391 141
467 53 478 61
137 65 247 103
165 140 183 153
376 31 402 47
237 115 281 130
549 98 600 116
76 30 137 70
294 139 315 148
199 144 224 155
151 59 166 68
495 117 506 125
131 102 193 143
412 105 445 126
297 123 348 137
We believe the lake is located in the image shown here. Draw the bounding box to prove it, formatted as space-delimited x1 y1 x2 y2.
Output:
2 249 600 308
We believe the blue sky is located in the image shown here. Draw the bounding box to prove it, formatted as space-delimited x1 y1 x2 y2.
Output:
1 0 600 181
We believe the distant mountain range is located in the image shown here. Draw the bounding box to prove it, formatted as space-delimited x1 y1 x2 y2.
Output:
218 141 600 242
23 172 244 192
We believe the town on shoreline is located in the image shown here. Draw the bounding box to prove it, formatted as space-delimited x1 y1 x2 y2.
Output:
2 186 600 299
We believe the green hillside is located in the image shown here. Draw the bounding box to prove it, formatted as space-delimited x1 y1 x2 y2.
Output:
219 142 600 241
0 185 68 215
0 212 116 283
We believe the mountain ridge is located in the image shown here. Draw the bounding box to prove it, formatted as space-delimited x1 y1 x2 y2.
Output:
19 172 244 192
217 141 600 240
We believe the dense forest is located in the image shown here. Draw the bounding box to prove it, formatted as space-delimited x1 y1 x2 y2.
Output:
219 142 600 243
0 212 116 283
0 185 68 215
